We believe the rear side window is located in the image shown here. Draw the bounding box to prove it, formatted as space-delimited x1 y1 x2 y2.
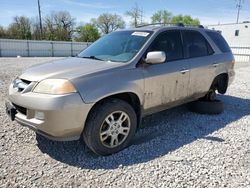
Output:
206 31 231 53
183 31 213 58
149 30 183 62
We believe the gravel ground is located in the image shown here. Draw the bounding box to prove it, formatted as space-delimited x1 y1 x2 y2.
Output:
0 58 250 188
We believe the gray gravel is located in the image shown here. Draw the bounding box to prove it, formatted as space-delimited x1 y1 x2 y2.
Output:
0 58 250 188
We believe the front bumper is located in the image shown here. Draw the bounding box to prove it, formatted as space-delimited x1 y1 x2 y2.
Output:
7 85 93 141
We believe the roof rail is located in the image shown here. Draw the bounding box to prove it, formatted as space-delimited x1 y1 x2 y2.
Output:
176 23 185 27
135 22 205 29
135 22 176 28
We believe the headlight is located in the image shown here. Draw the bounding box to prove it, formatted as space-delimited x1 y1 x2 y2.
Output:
33 79 77 94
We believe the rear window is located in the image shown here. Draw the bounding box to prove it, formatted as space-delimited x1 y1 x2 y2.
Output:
183 31 213 58
206 31 231 53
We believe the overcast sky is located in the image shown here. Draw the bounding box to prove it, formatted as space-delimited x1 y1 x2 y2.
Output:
0 0 250 27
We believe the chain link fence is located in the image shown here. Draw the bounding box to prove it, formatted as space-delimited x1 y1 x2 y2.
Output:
0 39 250 62
0 39 91 57
231 46 250 63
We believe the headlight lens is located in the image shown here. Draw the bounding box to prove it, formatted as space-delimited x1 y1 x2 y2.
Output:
33 79 77 94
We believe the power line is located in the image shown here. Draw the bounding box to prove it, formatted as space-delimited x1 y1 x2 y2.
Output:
37 0 43 38
236 0 244 23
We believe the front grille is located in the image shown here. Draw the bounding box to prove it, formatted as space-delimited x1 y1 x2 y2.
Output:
20 79 31 85
13 103 27 115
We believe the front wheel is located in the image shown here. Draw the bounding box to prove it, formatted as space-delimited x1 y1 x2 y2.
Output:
83 99 137 155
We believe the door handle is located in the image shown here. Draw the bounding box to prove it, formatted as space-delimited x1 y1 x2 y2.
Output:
180 69 190 74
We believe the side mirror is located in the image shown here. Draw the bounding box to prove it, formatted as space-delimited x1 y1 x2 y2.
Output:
145 51 166 64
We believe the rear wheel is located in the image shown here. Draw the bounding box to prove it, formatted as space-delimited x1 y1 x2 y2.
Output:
83 99 137 155
211 74 229 94
204 89 217 101
217 75 228 94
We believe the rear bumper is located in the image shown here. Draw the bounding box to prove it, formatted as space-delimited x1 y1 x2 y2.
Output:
8 86 93 141
228 69 235 86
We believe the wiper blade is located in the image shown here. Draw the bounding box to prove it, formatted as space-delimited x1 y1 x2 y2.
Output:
81 56 104 61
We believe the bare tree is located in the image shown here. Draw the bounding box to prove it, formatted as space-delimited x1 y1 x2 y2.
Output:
43 14 55 40
43 11 75 41
31 17 42 40
125 4 143 27
91 13 125 34
0 25 8 38
54 11 75 40
151 10 172 25
8 16 32 39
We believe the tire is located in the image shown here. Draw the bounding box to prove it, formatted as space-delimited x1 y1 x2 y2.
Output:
204 89 217 101
217 77 228 94
188 99 224 115
83 98 137 156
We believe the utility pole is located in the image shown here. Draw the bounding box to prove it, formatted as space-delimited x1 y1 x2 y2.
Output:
236 0 243 23
140 7 143 25
37 0 43 38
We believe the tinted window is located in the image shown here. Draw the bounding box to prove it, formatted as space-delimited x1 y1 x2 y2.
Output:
149 31 183 61
206 31 231 53
183 31 213 58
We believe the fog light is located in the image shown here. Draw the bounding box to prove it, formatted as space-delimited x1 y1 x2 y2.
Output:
35 111 45 120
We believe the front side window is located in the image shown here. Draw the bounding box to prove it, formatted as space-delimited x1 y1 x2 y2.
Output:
148 30 183 62
183 31 213 58
78 31 152 63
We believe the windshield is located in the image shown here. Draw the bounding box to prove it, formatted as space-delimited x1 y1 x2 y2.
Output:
78 30 153 63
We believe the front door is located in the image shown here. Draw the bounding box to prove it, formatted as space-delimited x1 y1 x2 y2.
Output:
142 30 190 112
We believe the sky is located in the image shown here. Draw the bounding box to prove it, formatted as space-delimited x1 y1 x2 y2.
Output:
0 0 250 27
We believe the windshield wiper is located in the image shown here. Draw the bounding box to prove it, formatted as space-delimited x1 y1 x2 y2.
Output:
81 56 104 61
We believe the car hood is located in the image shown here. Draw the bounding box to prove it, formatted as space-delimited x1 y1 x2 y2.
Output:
20 57 123 81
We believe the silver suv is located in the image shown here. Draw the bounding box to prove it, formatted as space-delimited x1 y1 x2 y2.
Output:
6 25 235 155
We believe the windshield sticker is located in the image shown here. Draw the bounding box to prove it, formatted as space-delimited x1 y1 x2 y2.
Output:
132 32 150 37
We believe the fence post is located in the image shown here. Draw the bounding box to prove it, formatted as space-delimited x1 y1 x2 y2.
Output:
27 40 30 57
51 42 54 57
0 40 2 57
71 42 73 56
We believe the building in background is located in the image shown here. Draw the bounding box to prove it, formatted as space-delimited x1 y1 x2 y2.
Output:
207 22 250 63
207 22 250 47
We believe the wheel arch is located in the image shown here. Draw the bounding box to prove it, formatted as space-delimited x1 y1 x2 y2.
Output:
210 73 229 94
84 92 142 132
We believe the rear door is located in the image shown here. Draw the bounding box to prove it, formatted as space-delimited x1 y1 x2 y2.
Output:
182 30 215 98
